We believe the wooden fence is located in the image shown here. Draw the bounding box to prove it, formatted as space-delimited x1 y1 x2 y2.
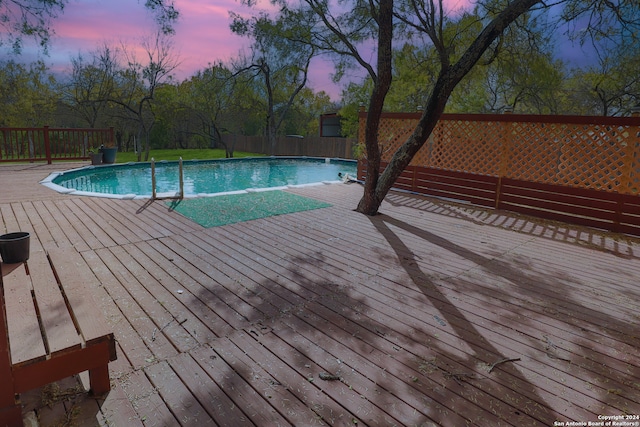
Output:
222 135 357 159
357 112 640 236
0 127 114 164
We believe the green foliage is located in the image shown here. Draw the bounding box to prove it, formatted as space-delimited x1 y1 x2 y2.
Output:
0 0 66 54
339 81 372 138
144 0 180 35
230 9 317 153
0 60 56 126
563 44 640 116
385 43 438 112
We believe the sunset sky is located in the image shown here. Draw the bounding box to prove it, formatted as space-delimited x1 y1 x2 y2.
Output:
7 0 592 101
13 0 346 98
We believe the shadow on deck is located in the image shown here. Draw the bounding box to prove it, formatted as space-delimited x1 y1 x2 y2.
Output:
0 165 638 426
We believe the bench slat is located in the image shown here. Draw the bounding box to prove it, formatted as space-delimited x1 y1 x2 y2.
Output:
27 254 81 355
1 262 46 366
47 248 113 347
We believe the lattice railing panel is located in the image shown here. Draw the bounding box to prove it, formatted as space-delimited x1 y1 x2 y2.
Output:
378 117 418 161
505 122 571 185
506 123 636 193
428 120 503 175
359 113 640 195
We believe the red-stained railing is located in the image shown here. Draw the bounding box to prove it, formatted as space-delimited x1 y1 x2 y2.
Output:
0 127 114 164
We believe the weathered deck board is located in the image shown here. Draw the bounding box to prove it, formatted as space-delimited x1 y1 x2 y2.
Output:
1 163 639 426
168 350 254 427
190 343 293 425
227 225 558 423
2 263 47 365
40 199 90 251
224 331 353 426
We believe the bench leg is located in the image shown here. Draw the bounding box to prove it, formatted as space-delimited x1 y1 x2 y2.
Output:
0 404 23 427
88 364 111 396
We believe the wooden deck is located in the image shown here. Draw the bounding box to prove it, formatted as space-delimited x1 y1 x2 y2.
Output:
1 162 639 427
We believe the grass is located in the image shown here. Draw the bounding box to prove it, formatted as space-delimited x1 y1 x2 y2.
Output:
115 148 265 163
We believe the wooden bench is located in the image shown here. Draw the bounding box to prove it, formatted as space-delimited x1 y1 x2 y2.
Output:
0 248 117 426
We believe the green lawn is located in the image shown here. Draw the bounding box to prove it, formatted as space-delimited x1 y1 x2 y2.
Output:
115 149 265 163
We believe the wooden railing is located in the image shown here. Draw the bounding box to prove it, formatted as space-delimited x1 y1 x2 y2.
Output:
358 112 640 236
0 127 114 164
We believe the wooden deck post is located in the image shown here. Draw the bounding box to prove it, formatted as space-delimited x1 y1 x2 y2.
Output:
0 264 22 427
43 126 52 165
88 364 111 396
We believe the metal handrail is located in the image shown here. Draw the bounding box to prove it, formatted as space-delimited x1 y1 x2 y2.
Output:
150 157 184 200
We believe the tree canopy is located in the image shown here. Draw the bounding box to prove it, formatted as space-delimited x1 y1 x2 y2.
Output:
244 0 640 214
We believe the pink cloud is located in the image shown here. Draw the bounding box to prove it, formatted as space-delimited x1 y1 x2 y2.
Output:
171 0 252 73
11 0 474 100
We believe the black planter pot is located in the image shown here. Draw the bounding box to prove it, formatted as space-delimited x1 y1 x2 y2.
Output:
100 147 118 164
0 232 30 264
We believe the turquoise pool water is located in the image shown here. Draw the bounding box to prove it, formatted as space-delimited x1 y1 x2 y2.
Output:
48 157 357 198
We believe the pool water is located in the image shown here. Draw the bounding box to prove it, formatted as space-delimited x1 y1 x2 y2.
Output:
49 157 357 198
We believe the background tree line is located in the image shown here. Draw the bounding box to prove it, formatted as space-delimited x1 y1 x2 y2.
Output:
1 1 638 160
0 33 337 160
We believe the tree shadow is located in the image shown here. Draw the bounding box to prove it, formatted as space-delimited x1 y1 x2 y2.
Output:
175 213 552 425
369 212 640 422
384 192 640 259
31 186 639 426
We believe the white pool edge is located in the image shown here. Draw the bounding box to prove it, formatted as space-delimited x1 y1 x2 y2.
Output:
41 171 350 199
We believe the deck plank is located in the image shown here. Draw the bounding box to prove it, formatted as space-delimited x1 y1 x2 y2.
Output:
27 253 81 355
191 343 293 426
123 242 221 344
145 237 267 332
1 164 639 426
80 250 163 370
21 201 58 252
109 244 198 352
1 262 46 365
6 202 44 253
40 200 90 251
97 379 144 427
144 360 216 426
58 199 108 250
53 199 102 251
47 248 113 344
91 198 152 243
65 198 125 247
118 368 178 426
88 248 179 366
168 351 254 427
226 330 356 426
0 204 18 234
221 221 564 419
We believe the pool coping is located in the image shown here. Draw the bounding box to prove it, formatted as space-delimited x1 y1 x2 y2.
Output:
40 160 358 199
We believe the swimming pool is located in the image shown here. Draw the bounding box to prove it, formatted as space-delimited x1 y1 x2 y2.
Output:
42 157 358 199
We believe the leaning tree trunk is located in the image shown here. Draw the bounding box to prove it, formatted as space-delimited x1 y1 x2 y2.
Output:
356 0 541 215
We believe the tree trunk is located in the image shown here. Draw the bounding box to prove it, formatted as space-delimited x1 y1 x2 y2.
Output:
136 129 143 162
354 0 394 215
356 0 541 215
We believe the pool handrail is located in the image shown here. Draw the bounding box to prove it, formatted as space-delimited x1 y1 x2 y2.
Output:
150 157 184 201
